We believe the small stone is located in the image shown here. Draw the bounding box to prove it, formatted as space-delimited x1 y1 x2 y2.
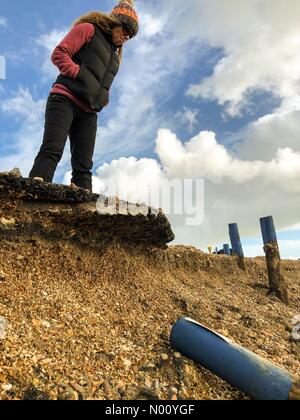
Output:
178 387 189 400
145 378 152 389
154 380 160 391
0 316 7 340
102 380 112 396
32 319 42 328
140 362 156 372
0 217 16 228
0 271 6 281
138 388 160 400
174 352 182 359
41 320 51 329
95 351 114 363
126 202 141 217
241 316 258 328
41 358 52 365
0 373 7 383
149 207 159 216
23 386 50 400
286 358 297 367
161 354 169 361
69 382 86 396
291 343 300 358
9 168 22 177
123 385 138 400
32 378 40 388
135 203 149 217
58 386 78 401
229 305 241 314
123 358 132 368
116 380 126 389
17 255 24 261
1 384 12 392
218 329 229 337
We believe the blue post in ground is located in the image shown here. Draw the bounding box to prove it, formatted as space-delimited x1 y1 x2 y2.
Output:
229 223 246 270
265 215 279 245
260 217 269 246
170 318 299 400
260 216 278 246
229 223 244 257
223 244 231 256
260 216 288 304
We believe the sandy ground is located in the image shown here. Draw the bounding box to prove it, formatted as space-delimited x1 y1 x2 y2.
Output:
0 238 299 400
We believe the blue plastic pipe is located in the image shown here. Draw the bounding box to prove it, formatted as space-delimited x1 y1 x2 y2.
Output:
229 223 244 257
260 217 269 246
223 244 231 256
260 216 278 245
265 216 278 244
170 318 294 400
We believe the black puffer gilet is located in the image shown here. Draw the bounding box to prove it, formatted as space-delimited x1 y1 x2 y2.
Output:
53 24 120 112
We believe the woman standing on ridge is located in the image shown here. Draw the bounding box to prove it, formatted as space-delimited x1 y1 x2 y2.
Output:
29 1 139 192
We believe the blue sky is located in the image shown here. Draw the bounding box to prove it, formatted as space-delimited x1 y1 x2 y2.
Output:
0 0 300 258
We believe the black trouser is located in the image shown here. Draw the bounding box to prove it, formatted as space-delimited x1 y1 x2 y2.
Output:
29 93 98 191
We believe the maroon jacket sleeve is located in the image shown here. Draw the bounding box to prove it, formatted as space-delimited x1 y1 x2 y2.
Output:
51 23 95 80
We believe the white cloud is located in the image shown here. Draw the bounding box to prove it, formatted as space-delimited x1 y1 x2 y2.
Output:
243 241 300 260
36 29 69 82
277 240 300 259
281 223 300 232
0 88 46 173
155 129 300 191
159 0 300 117
235 100 300 161
244 240 300 260
0 17 8 28
175 107 199 133
140 12 167 39
0 87 45 124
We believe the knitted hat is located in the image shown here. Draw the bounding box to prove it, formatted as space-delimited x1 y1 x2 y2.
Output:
110 0 139 38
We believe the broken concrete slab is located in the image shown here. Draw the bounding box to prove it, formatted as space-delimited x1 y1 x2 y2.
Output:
0 174 175 247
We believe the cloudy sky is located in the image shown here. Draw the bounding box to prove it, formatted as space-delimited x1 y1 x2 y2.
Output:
0 0 300 258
